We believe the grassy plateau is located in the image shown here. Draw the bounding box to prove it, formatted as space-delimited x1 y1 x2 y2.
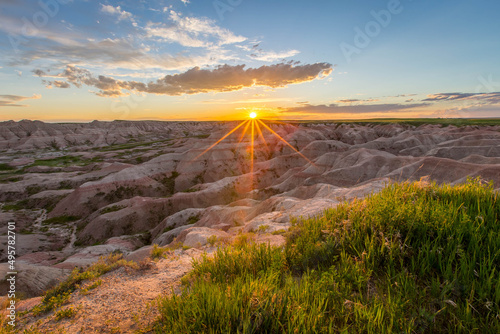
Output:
155 177 500 333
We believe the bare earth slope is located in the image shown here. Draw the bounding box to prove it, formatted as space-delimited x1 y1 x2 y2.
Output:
1 120 500 332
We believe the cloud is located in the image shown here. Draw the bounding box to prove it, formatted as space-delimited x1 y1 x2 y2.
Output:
423 92 500 103
1 11 236 71
281 102 428 115
0 94 41 107
33 69 47 77
249 49 300 62
100 4 134 22
42 80 71 89
145 10 246 48
35 62 333 97
333 98 379 103
1 5 308 78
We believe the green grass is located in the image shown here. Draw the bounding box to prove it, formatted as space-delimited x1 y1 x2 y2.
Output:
159 171 180 196
29 155 103 168
30 156 82 167
155 177 500 333
97 139 170 152
0 176 22 183
150 244 173 260
100 205 125 214
54 306 76 321
2 199 29 211
42 215 80 226
0 163 15 171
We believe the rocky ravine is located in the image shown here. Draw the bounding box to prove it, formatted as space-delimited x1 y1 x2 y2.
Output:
1 120 500 332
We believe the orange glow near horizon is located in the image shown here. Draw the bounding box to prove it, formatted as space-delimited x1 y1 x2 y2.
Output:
191 120 249 161
257 119 315 166
250 119 255 193
191 117 315 194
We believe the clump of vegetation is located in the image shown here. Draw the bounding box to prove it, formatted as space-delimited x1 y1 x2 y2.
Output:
150 244 172 260
97 139 170 152
159 171 179 196
206 235 218 246
231 232 255 248
0 163 15 171
103 185 142 202
0 176 22 184
32 254 137 316
42 215 80 226
58 180 73 189
26 184 43 195
255 224 270 233
100 205 125 214
155 178 500 333
54 306 76 321
187 214 200 225
31 155 81 167
1 199 29 211
80 279 103 295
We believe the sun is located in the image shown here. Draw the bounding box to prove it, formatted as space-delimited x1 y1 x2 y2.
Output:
249 112 257 119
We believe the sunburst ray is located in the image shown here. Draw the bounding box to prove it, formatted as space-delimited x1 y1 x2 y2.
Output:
191 120 249 162
257 119 315 166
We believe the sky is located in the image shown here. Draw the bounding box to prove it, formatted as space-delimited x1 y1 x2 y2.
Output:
0 0 499 122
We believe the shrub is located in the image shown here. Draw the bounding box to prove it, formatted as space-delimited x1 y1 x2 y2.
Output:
54 306 76 321
150 244 172 260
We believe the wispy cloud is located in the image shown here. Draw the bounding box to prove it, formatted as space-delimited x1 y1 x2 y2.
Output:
0 94 41 107
423 92 500 103
333 98 379 103
281 101 428 115
34 63 333 97
249 49 300 62
100 4 134 22
42 80 71 89
145 10 246 48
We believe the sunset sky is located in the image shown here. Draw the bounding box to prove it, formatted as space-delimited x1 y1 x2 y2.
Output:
1 0 499 121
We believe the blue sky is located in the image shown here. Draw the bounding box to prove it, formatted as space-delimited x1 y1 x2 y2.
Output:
0 0 499 121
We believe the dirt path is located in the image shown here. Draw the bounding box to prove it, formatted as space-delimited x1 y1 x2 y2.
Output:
15 248 205 333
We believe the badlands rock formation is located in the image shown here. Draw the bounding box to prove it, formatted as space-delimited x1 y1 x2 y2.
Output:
1 119 500 297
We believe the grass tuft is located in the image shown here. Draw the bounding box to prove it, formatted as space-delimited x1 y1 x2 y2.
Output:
31 254 137 316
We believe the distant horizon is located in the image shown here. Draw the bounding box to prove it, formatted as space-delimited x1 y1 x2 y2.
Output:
3 116 500 125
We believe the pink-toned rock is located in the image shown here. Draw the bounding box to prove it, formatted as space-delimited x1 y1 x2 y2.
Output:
125 245 153 263
178 227 230 248
8 157 34 167
17 297 43 312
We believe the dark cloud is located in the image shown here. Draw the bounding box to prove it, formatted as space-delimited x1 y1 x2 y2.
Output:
0 94 41 107
32 69 47 77
42 80 70 88
52 81 70 88
34 63 333 97
423 92 500 103
334 98 379 103
281 102 428 115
